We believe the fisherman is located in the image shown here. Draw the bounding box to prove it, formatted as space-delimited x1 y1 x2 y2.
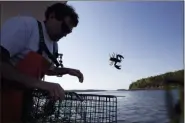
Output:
0 3 83 123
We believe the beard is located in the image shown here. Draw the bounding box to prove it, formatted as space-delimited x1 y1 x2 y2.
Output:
50 33 65 42
49 25 68 42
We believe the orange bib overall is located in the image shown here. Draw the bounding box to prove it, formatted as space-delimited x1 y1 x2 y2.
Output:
1 21 59 123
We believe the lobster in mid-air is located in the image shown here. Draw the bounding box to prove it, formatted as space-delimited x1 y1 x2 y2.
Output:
109 53 124 70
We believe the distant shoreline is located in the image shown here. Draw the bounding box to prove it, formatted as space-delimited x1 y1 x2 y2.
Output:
66 90 107 92
129 88 167 91
66 88 176 92
67 89 128 92
129 69 183 90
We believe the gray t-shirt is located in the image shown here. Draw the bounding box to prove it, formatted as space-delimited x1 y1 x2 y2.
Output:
1 16 58 68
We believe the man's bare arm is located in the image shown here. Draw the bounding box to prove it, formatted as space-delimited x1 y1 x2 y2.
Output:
46 66 84 83
46 67 69 76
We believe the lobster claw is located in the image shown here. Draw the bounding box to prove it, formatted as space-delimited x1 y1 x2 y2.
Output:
114 65 121 70
117 54 124 59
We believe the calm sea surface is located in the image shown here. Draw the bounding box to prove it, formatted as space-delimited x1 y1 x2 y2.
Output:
79 90 179 123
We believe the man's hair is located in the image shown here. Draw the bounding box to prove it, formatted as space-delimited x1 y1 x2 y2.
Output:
45 3 79 27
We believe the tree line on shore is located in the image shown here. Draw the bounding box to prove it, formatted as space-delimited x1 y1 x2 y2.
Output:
129 69 184 90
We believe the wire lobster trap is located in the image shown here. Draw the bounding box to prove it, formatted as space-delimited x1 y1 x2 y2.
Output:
22 90 117 123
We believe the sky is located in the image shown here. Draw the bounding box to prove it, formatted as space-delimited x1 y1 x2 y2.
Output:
45 1 184 90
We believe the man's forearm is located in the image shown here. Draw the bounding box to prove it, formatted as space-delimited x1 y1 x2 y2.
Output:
1 62 41 89
46 67 69 76
46 70 57 76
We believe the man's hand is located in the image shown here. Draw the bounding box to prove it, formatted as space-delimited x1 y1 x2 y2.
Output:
66 68 84 83
36 67 84 101
53 67 84 83
47 67 84 82
36 82 65 101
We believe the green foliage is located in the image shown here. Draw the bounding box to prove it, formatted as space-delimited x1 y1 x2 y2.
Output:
129 69 184 90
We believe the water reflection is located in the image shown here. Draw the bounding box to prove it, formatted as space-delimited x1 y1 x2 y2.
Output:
78 90 179 123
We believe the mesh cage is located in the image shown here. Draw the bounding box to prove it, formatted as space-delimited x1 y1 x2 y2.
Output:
22 90 117 123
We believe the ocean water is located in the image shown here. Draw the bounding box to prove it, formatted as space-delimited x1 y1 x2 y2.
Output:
79 90 180 123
